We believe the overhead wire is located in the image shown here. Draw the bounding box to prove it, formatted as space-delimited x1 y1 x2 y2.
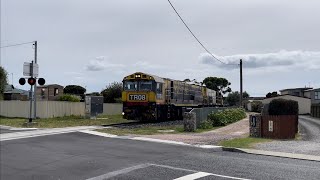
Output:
167 0 239 66
0 41 34 48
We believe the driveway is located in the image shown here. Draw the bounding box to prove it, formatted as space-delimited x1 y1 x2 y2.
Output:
255 116 320 156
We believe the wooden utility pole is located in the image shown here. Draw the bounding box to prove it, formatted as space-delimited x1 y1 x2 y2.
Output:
240 59 243 108
33 41 37 120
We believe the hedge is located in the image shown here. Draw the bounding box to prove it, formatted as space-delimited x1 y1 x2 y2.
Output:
58 94 80 102
208 108 246 126
268 99 298 115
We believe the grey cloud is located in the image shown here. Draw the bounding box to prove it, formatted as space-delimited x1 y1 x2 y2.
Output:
85 56 124 71
200 50 320 70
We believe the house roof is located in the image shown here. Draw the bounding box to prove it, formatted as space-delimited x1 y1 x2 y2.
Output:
304 88 320 92
37 84 64 88
4 85 29 95
264 94 311 100
279 87 313 92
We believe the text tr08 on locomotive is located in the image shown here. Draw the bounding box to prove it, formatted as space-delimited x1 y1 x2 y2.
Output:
122 72 216 121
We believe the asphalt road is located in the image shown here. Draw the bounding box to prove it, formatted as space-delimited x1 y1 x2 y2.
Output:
1 132 320 180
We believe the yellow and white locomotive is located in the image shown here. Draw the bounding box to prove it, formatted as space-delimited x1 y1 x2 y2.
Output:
122 72 216 121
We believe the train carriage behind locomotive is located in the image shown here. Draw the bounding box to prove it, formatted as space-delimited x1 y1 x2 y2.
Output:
122 72 216 121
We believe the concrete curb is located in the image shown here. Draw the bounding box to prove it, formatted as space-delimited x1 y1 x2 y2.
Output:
222 147 320 162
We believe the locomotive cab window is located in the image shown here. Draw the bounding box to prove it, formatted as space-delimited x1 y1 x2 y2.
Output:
124 81 138 91
139 81 152 91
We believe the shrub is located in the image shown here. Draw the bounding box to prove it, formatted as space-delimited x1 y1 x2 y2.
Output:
58 94 80 102
268 99 298 115
198 120 213 129
208 108 246 126
251 101 263 113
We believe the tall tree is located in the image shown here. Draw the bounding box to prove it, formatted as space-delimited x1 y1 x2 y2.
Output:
0 66 8 98
202 77 232 95
63 85 86 95
226 91 250 106
101 82 122 103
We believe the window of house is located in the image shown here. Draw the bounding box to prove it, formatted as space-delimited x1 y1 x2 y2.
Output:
315 91 320 100
54 88 59 96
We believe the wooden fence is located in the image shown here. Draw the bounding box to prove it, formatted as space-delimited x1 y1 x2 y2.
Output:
311 104 320 118
0 101 122 118
261 115 298 139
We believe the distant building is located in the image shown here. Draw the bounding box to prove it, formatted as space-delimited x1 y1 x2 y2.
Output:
36 84 64 101
3 85 29 101
262 95 311 114
279 87 313 97
304 88 320 104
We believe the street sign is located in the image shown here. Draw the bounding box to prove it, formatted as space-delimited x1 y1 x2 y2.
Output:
23 62 39 77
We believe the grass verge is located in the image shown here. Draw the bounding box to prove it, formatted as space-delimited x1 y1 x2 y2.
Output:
96 125 221 136
0 115 131 128
219 137 272 149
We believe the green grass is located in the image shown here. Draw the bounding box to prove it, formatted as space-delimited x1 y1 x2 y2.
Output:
219 137 272 149
0 115 131 128
97 125 221 136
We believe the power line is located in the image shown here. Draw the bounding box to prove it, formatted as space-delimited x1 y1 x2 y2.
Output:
0 41 34 48
167 0 238 66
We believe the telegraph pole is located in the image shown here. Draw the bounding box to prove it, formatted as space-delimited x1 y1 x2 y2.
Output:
33 41 37 120
240 59 243 108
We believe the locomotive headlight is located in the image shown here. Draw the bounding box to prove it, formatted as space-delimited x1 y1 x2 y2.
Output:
135 74 141 78
122 112 125 115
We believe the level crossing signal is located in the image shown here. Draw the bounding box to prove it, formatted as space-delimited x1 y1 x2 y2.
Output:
19 77 46 86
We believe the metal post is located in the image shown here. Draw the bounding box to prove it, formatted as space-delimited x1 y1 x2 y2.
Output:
29 61 34 123
29 86 33 123
240 59 243 108
33 41 37 120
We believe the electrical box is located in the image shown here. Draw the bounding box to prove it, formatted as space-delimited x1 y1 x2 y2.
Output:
85 96 104 119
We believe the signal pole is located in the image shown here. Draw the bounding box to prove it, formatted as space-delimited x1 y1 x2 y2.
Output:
240 59 243 108
33 41 37 120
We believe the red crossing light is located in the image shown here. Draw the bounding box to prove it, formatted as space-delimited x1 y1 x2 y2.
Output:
28 78 36 85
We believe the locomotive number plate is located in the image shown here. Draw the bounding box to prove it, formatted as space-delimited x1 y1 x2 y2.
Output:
129 94 147 101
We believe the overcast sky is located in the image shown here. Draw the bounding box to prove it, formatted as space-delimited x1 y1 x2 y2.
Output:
1 0 319 96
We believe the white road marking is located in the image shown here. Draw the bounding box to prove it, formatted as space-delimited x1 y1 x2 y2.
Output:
80 130 222 149
173 172 212 180
86 163 151 180
87 163 250 180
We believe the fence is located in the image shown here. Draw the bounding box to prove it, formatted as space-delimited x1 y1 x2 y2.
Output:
0 101 123 118
261 115 298 139
190 107 227 127
311 104 320 118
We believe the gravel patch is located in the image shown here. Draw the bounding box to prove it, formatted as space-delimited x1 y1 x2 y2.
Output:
255 116 320 156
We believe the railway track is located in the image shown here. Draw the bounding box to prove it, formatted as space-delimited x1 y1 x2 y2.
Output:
103 120 183 129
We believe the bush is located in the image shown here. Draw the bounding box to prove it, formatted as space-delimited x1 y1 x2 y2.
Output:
198 120 213 129
251 101 263 113
208 108 246 126
58 94 80 102
268 99 298 115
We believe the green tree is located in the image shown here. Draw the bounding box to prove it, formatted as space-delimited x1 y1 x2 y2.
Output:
63 85 86 95
0 66 8 99
226 91 250 106
266 91 278 98
203 77 232 105
101 82 122 103
202 77 232 95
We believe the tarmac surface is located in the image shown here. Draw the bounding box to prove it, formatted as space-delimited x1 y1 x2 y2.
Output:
1 131 320 180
